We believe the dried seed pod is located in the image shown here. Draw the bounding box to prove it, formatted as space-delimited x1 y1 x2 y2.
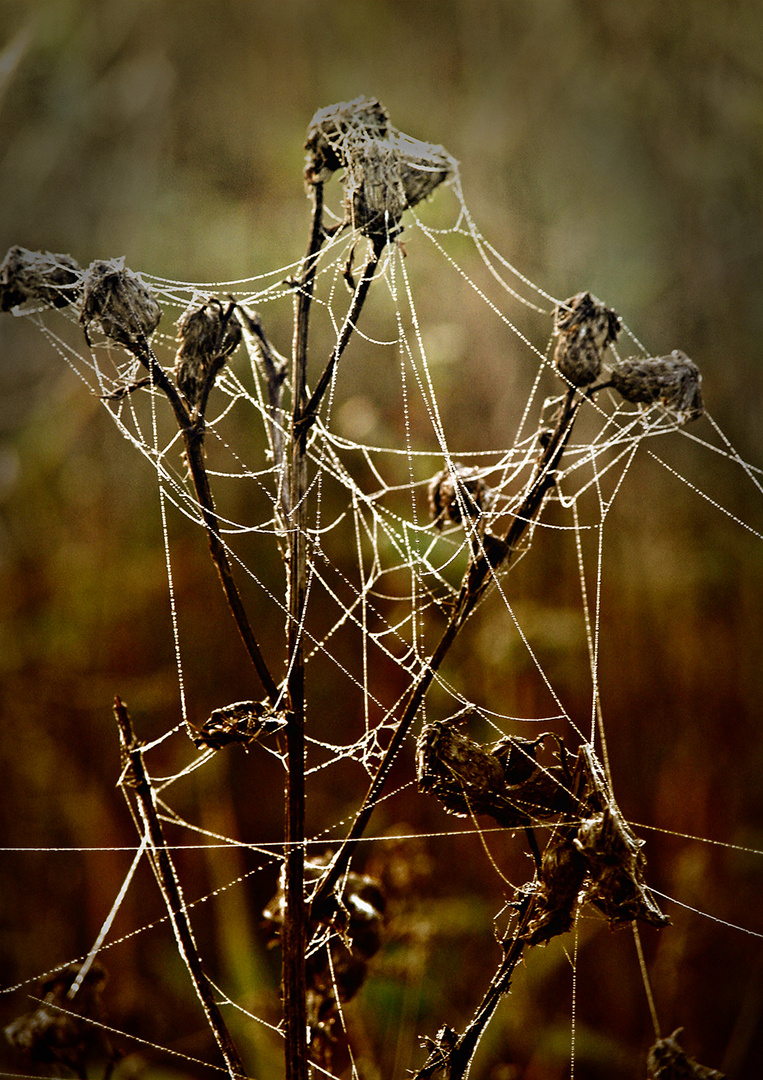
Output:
0 246 81 310
647 1028 725 1079
553 291 621 386
80 258 161 350
610 350 704 423
174 298 242 407
305 96 390 183
190 699 288 749
428 462 491 530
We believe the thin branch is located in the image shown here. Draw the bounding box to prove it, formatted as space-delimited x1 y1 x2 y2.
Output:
113 697 246 1079
413 895 537 1080
237 305 289 518
136 341 280 705
294 234 385 438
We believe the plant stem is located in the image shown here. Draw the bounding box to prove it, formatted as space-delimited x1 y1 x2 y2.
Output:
295 235 384 438
311 387 582 918
282 181 325 1080
113 697 246 1079
137 344 279 705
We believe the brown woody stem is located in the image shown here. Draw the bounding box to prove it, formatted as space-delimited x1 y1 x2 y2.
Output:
282 180 325 1080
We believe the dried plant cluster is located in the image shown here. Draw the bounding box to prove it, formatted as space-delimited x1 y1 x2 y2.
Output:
305 95 456 240
263 860 386 1071
4 964 117 1080
1 96 722 1080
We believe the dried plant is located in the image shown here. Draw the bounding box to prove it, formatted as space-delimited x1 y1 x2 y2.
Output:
2 96 727 1080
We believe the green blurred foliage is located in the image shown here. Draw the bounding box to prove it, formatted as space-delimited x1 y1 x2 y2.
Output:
0 2 762 1078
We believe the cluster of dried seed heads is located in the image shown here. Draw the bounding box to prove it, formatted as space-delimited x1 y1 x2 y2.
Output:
263 858 385 1068
427 463 491 531
0 246 82 310
305 96 455 240
554 290 621 386
174 297 242 408
417 724 668 944
80 258 161 351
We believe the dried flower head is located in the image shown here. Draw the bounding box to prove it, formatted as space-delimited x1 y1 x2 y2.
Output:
174 297 242 408
80 258 161 351
610 350 704 424
305 97 455 241
554 291 621 387
191 698 288 749
0 247 81 311
428 463 491 530
305 96 390 183
647 1028 725 1080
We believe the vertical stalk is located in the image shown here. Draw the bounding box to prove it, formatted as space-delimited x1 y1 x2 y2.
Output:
283 181 325 1080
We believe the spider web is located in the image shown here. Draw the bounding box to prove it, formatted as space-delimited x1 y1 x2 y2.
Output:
2 143 762 1080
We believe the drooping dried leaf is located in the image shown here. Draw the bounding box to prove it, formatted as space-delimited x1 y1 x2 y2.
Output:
523 832 588 945
576 805 670 928
610 350 704 424
0 246 81 310
554 291 621 386
647 1028 725 1079
80 258 161 350
573 745 669 930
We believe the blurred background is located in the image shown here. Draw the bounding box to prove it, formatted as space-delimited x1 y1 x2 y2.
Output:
0 2 761 1078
